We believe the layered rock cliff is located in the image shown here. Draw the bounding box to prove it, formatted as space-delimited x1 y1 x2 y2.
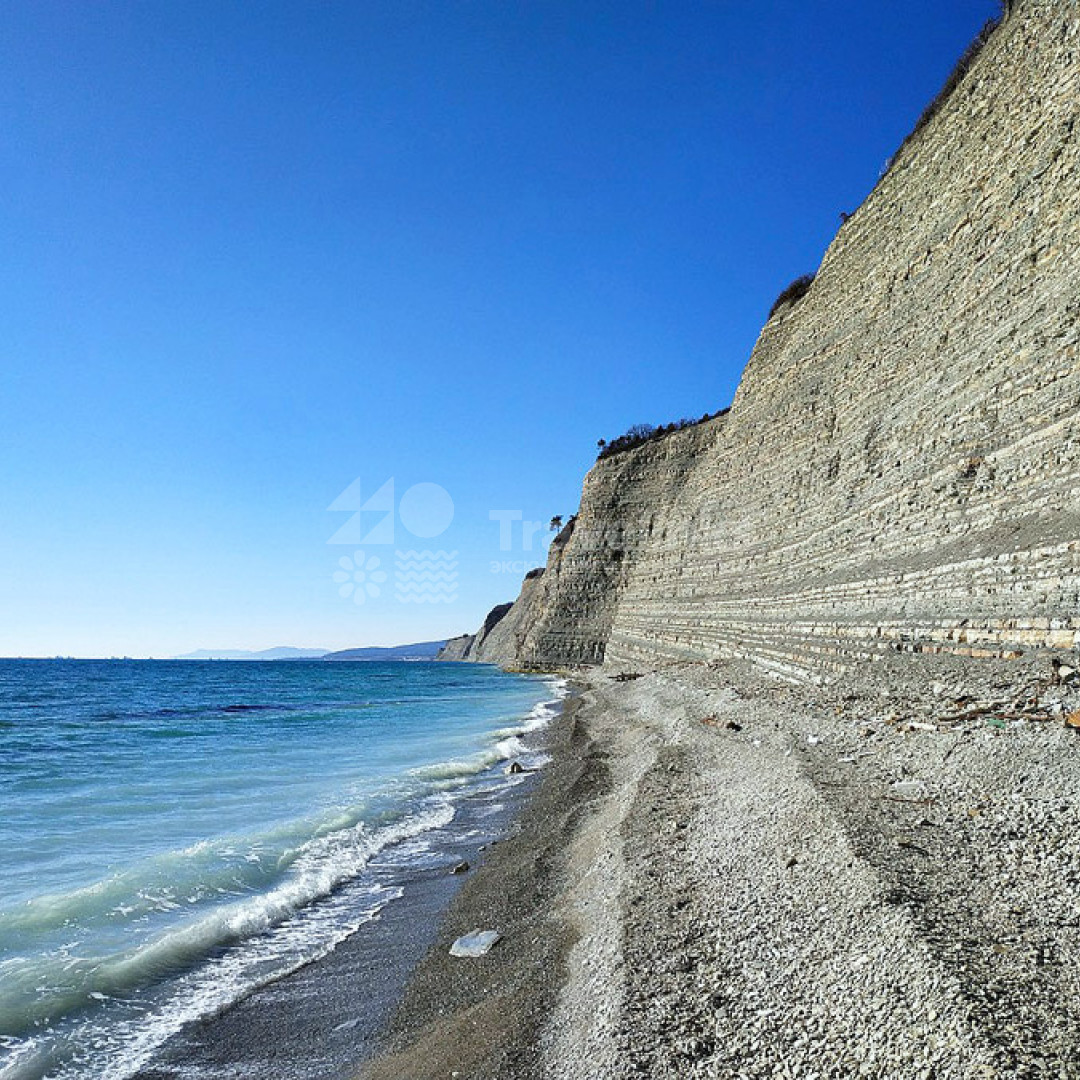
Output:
437 571 549 664
456 0 1080 680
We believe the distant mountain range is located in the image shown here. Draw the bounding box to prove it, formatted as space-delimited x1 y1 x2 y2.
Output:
321 640 447 661
171 647 330 661
172 641 447 662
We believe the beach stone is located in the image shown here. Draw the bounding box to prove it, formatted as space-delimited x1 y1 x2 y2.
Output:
891 780 926 798
450 860 470 875
449 930 501 958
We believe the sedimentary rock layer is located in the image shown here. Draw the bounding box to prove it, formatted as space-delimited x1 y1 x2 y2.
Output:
441 572 548 665
436 634 475 661
466 0 1080 678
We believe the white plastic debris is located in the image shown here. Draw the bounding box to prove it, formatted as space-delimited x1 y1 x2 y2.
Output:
449 929 501 958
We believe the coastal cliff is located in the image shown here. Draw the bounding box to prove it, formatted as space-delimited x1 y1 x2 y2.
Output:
375 9 1080 1077
455 0 1080 680
438 571 548 665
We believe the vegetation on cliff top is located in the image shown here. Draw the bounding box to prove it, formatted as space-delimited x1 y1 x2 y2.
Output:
597 410 729 461
885 9 1004 178
481 602 513 635
598 5 1007 469
768 13 1004 323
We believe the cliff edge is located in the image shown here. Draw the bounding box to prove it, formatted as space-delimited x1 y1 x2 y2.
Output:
459 0 1080 680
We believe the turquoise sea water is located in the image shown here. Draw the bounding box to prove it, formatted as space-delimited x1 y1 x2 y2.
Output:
0 659 563 1079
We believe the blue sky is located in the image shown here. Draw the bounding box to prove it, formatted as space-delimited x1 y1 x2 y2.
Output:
1 0 999 657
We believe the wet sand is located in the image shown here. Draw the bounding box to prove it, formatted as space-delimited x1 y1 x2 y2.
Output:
131 762 555 1079
357 689 606 1080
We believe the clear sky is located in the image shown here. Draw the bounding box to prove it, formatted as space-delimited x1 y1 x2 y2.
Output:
1 0 1000 658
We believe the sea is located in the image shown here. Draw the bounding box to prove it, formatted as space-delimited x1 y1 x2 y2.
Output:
0 659 564 1080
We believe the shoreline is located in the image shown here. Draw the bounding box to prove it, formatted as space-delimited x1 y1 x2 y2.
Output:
124 678 567 1080
127 652 1080 1078
357 685 606 1080
128 773 542 1080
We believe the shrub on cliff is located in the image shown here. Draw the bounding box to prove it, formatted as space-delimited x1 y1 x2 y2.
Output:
597 424 657 459
768 273 816 318
596 411 729 460
551 515 577 546
884 12 1004 176
481 602 513 636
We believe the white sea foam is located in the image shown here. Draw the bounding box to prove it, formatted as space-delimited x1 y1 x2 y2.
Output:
0 799 455 1035
408 686 564 785
2 799 454 1080
0 668 569 1080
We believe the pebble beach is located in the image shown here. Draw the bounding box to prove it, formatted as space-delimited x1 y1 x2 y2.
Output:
362 653 1080 1078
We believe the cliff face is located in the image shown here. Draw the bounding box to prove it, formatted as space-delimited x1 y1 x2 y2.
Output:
458 572 548 666
466 0 1080 679
436 634 475 661
511 418 725 666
